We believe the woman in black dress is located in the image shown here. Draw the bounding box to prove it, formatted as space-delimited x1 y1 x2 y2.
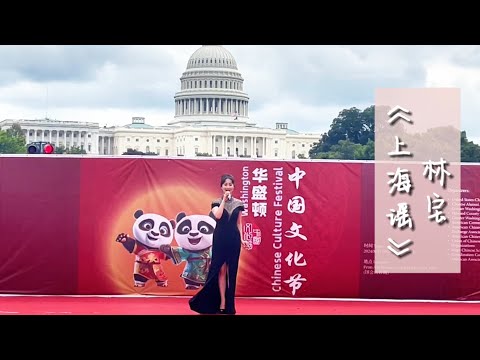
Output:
189 174 247 315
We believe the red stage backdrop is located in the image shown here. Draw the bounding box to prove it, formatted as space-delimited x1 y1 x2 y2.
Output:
1 156 480 300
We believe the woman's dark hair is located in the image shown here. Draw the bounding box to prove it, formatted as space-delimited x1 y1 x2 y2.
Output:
220 174 235 187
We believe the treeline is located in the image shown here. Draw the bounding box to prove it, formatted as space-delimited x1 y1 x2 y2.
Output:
308 105 480 162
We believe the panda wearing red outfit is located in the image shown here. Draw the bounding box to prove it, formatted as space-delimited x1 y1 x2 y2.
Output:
116 209 176 287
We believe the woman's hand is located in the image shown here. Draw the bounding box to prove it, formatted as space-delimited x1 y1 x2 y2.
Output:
223 191 231 202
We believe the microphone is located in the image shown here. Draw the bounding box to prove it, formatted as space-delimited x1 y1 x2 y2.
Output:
228 193 231 200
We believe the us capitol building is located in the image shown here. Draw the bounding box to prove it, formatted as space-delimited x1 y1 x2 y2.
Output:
0 45 321 159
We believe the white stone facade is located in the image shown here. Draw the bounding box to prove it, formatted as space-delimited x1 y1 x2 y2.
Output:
0 118 115 155
0 45 321 159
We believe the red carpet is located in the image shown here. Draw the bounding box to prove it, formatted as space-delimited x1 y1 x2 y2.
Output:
1 295 480 315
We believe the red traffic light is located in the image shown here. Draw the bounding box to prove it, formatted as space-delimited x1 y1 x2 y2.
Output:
44 143 54 154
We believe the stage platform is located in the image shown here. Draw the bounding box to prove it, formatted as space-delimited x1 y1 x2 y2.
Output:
1 295 480 315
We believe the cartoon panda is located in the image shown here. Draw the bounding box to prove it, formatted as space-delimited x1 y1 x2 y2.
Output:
160 211 216 290
116 209 176 288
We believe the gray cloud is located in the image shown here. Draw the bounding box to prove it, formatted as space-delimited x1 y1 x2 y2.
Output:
232 45 428 107
0 45 125 84
0 46 181 110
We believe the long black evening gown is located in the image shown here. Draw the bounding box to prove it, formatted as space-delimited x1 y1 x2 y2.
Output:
189 197 245 315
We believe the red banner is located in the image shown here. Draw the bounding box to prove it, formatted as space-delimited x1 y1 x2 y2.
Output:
0 157 80 294
1 156 480 300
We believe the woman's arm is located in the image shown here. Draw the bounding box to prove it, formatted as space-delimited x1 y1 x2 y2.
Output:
212 193 228 220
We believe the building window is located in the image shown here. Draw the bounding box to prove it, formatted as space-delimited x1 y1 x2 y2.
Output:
195 137 198 141
136 139 139 142
88 144 92 152
274 149 278 157
127 138 130 142
302 144 305 147
227 147 231 156
166 139 169 143
165 149 168 156
146 139 149 142
215 146 219 156
146 146 150 153
275 140 278 144
157 139 160 142
292 150 296 159
195 147 199 154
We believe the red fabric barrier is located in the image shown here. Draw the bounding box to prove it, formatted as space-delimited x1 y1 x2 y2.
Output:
1 156 479 300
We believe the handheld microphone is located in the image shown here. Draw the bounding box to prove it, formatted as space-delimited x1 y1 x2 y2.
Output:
228 193 231 200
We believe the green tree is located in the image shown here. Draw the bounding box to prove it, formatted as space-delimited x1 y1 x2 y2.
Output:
6 123 25 140
309 106 375 156
53 145 87 154
461 131 480 162
309 105 480 162
0 123 26 154
311 140 366 160
361 139 375 160
123 148 145 155
66 146 87 154
55 145 66 154
122 148 157 156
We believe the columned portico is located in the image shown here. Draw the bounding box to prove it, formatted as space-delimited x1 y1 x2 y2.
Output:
208 134 271 158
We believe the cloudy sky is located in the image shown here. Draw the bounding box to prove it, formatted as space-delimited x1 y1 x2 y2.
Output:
1 45 479 143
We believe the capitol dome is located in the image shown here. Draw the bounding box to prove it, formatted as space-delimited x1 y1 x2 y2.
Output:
170 45 253 127
186 45 238 70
